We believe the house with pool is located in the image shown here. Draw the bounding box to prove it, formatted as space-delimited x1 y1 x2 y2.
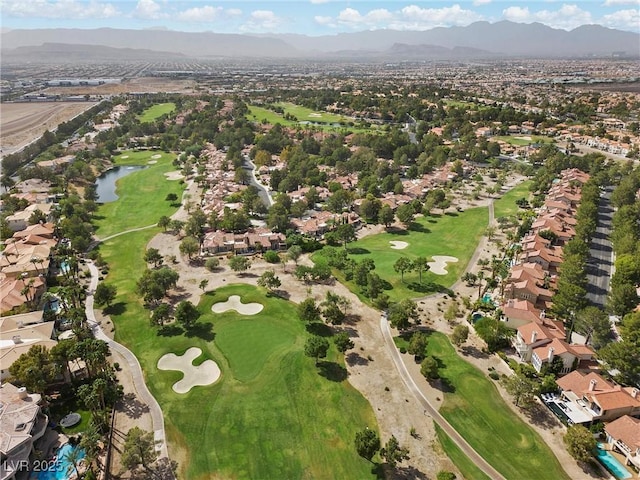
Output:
605 415 640 477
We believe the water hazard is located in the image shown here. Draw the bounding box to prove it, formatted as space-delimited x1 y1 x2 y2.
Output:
94 165 145 203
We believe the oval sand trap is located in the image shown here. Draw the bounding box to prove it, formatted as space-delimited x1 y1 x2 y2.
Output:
157 347 220 394
389 240 409 250
120 155 129 159
151 154 162 159
164 171 184 180
212 295 263 315
147 160 158 164
428 255 459 275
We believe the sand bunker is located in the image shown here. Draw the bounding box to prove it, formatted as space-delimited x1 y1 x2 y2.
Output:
157 347 220 394
308 113 322 118
147 160 158 164
151 154 162 159
212 295 263 315
164 171 184 180
120 155 129 159
428 255 459 275
389 241 409 250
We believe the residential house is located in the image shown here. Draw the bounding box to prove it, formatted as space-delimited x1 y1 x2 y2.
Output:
5 204 55 232
604 415 640 476
0 383 48 480
201 229 286 255
556 371 640 423
0 311 57 381
530 338 595 375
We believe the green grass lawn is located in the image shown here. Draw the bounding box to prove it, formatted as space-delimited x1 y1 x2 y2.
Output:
493 180 533 219
277 102 350 124
314 208 488 302
422 332 570 480
94 162 378 478
137 103 176 123
494 135 554 146
434 424 491 480
93 150 183 238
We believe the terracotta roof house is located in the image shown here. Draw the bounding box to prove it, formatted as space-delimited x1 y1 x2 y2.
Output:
604 415 640 474
531 338 595 375
556 371 640 423
501 299 544 329
0 383 48 480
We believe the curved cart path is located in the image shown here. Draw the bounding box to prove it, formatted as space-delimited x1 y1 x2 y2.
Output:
85 260 170 462
380 314 507 480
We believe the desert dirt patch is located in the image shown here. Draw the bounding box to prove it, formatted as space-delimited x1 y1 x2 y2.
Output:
211 295 263 315
389 240 409 250
157 347 221 394
0 102 97 155
428 255 459 275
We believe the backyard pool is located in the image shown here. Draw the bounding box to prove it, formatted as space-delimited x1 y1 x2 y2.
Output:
596 444 632 479
30 443 86 480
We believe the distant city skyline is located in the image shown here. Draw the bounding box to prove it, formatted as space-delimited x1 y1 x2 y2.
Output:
1 0 639 34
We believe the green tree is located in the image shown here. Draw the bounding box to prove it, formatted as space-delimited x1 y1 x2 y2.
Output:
378 204 395 227
354 428 380 462
396 203 415 226
335 223 356 250
304 335 329 365
9 345 56 393
150 303 171 327
437 471 457 480
412 257 430 284
380 435 410 468
388 299 419 330
229 255 251 273
502 372 539 408
287 245 303 266
121 427 158 474
394 257 413 284
179 236 200 260
420 356 439 380
157 215 171 231
333 332 355 353
205 257 220 271
407 332 427 358
298 297 321 323
94 283 117 308
199 279 209 292
165 193 178 202
451 325 469 347
564 425 596 463
257 269 281 293
144 248 163 268
174 300 200 328
575 306 611 348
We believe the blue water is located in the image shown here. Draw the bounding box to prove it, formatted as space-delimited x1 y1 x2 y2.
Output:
45 297 61 313
60 261 70 274
95 165 146 203
596 444 632 479
30 444 86 480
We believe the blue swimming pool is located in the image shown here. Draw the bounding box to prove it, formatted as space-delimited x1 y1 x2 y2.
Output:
30 443 86 480
596 444 632 479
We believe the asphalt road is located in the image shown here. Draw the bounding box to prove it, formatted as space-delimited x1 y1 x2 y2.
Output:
585 187 614 308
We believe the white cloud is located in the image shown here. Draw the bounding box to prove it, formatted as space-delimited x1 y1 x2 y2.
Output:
133 0 166 20
310 0 331 4
325 4 482 30
603 0 640 6
502 3 593 30
314 15 335 27
226 8 242 17
2 0 120 19
177 6 223 23
239 10 283 32
473 0 492 5
601 8 640 30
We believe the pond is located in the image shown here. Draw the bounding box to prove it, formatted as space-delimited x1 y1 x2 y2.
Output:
95 165 146 203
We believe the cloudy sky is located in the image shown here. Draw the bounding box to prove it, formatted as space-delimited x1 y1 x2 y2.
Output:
1 0 639 34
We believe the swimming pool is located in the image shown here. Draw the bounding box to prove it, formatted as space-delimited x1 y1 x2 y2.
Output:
30 443 86 480
596 444 632 479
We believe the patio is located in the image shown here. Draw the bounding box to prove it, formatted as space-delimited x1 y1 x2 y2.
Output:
541 393 594 425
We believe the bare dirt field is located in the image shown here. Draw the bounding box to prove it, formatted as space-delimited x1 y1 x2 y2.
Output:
0 102 96 155
42 77 198 97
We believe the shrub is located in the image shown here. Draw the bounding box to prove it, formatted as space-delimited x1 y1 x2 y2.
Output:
399 347 407 354
205 257 220 271
489 371 500 380
263 250 280 263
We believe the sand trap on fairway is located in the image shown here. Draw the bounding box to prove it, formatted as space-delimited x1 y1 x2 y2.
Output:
147 160 158 164
212 295 263 315
428 255 459 275
389 241 409 250
308 113 322 118
157 347 220 394
164 171 184 180
120 155 129 159
151 154 162 159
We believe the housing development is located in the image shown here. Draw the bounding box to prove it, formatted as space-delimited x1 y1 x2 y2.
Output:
1 10 640 480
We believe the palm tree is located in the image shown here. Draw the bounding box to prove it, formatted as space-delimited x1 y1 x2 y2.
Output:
63 445 84 480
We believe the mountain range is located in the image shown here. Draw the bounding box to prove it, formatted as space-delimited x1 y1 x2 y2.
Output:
1 21 638 62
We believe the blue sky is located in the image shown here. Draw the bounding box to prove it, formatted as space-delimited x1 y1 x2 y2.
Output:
1 0 639 34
